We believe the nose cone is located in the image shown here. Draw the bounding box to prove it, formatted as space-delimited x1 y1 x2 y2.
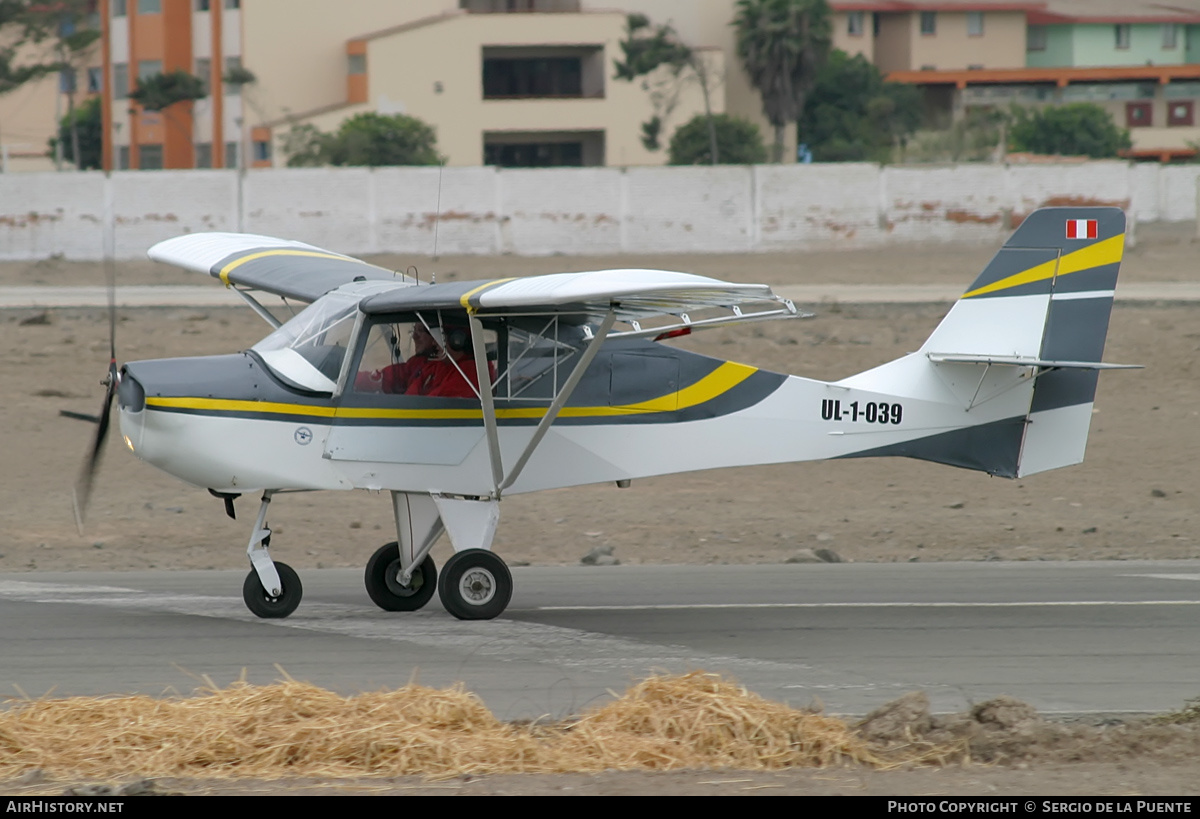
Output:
116 367 146 454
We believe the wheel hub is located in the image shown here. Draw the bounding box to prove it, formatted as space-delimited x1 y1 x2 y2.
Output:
459 568 496 605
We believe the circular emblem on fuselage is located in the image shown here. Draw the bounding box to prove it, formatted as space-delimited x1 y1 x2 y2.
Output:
294 426 313 445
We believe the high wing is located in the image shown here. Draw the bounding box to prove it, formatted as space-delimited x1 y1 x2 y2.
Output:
359 268 805 339
148 232 407 304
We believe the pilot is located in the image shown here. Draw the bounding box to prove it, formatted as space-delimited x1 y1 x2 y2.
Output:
356 322 440 395
406 323 492 399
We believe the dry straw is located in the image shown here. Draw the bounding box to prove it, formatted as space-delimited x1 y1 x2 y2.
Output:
0 671 899 781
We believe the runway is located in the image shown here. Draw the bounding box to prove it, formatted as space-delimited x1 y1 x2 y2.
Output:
2 561 1197 720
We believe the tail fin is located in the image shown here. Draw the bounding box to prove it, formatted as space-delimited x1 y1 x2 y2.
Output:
838 207 1130 478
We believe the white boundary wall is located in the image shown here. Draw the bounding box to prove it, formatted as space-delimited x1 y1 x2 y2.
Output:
0 161 1192 260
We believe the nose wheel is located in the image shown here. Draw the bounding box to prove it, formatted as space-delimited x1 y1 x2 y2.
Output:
242 560 302 618
364 542 438 611
438 549 512 620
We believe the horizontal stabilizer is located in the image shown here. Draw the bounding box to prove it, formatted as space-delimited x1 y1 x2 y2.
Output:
926 353 1141 370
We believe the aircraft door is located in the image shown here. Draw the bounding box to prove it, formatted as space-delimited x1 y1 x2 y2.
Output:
324 315 492 467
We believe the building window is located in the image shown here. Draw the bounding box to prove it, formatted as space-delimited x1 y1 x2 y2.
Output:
117 145 130 169
847 11 864 37
1163 24 1179 50
225 0 240 8
967 11 984 37
138 59 162 81
1126 101 1152 127
225 141 239 168
112 0 126 16
484 141 583 167
224 57 243 95
348 54 366 75
195 142 212 168
113 63 128 98
139 0 161 13
253 140 272 162
138 144 163 170
195 0 210 10
87 67 102 93
920 11 936 36
483 57 583 98
59 68 76 93
1115 24 1131 49
1027 25 1047 51
195 57 210 93
1168 100 1194 126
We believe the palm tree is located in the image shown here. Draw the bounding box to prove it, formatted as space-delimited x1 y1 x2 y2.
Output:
733 0 832 163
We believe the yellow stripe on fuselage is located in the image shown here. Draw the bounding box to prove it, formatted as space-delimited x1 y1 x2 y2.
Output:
961 233 1125 299
217 250 363 286
143 362 759 422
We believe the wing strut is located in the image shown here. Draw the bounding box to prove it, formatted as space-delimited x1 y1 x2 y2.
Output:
502 309 616 496
468 311 505 496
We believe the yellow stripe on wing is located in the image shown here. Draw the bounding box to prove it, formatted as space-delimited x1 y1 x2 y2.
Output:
961 233 1124 299
144 362 760 422
217 250 363 286
459 278 517 309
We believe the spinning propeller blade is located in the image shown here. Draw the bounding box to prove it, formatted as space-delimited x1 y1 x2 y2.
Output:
72 257 118 532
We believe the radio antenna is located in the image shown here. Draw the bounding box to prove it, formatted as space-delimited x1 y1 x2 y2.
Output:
431 160 445 282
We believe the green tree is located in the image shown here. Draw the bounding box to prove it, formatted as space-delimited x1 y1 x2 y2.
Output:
669 113 767 165
128 69 207 155
325 112 442 167
128 69 206 112
614 13 722 161
1008 104 1132 159
281 122 333 167
733 0 832 163
0 1 62 94
799 50 922 162
22 0 99 169
49 94 100 169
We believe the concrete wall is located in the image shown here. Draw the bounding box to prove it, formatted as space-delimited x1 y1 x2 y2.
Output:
0 161 1194 261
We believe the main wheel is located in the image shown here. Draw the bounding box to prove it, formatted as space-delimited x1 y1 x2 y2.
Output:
438 549 512 621
364 542 437 612
242 561 302 619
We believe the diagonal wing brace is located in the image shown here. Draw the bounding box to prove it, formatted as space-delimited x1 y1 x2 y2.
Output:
466 308 617 500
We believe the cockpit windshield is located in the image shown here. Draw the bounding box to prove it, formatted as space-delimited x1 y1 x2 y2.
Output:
251 291 361 392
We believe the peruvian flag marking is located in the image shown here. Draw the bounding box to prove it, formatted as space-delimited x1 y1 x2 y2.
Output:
1066 218 1098 239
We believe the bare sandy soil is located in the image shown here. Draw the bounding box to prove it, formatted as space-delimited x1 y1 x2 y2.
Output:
1 223 1197 795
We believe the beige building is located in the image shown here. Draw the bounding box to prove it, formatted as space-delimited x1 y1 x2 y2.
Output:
247 0 752 168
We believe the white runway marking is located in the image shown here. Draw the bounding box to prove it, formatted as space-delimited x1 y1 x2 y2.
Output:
1124 574 1200 582
537 600 1200 611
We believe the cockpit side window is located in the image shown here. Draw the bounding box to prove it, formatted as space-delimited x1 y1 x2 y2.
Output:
351 312 498 400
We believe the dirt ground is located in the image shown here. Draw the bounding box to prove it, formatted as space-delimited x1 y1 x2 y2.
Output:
1 222 1198 795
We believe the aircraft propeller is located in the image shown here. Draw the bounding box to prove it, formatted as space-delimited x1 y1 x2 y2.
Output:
71 257 118 532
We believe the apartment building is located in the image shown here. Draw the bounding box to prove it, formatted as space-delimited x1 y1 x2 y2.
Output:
91 0 755 171
65 0 1200 171
850 0 1200 160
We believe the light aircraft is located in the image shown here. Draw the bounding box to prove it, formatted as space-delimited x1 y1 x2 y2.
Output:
74 207 1134 621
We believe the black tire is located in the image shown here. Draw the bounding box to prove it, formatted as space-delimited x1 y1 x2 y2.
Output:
242 561 302 619
438 549 512 621
364 542 437 612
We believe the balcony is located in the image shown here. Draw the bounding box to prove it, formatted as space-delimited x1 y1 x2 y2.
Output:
483 47 604 99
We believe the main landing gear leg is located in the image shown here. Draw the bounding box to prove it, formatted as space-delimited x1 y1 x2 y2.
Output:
364 492 444 612
432 496 512 621
242 490 302 618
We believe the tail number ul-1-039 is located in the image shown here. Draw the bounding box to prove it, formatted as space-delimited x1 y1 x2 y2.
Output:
821 399 903 425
